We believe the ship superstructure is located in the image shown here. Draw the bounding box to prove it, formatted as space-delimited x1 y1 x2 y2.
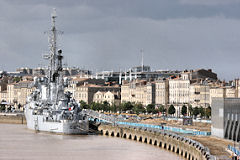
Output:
24 9 89 134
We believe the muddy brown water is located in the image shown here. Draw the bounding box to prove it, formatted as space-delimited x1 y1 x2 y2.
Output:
0 124 182 160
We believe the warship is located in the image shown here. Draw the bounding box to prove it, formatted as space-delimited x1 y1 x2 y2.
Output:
24 9 89 134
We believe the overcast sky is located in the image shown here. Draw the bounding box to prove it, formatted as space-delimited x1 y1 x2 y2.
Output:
0 0 240 80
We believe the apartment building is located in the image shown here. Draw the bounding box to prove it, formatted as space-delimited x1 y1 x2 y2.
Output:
0 80 35 110
189 83 210 108
210 86 236 105
121 80 155 106
168 75 190 116
155 79 169 106
93 91 120 105
14 81 35 106
65 77 105 98
74 83 120 104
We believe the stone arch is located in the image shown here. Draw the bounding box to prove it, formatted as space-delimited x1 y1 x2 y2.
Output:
188 153 191 160
128 134 132 140
184 151 188 158
139 136 142 142
159 141 162 148
100 130 103 135
154 140 158 146
168 144 171 151
144 137 148 143
123 133 127 138
176 147 179 154
105 130 109 136
111 131 114 137
134 135 137 141
116 132 120 137
164 143 167 149
172 145 175 152
149 139 152 145
192 156 194 160
181 150 184 156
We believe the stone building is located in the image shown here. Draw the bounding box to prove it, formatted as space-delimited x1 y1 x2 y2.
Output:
7 83 15 104
65 77 105 99
0 80 34 110
182 69 217 81
169 76 190 116
210 86 236 104
189 83 210 108
155 79 169 106
93 91 120 106
121 80 155 106
13 81 35 106
73 83 120 104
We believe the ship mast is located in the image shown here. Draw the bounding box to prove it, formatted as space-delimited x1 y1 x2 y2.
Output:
49 8 57 82
44 9 64 105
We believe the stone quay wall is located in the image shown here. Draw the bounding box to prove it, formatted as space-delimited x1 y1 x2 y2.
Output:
99 124 212 160
0 114 26 124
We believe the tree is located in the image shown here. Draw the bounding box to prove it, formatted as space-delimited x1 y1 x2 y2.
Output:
168 105 175 115
188 105 193 116
0 105 5 111
13 77 21 83
122 102 134 112
159 105 166 115
146 104 155 114
17 104 21 110
90 102 100 111
79 100 89 109
199 106 205 118
133 103 145 115
206 106 211 119
102 101 110 112
111 104 117 113
181 105 187 116
193 107 199 118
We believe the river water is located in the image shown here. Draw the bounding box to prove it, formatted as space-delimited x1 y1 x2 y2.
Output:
0 124 181 160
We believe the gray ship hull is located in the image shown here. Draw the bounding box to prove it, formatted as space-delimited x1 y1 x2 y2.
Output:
25 107 89 135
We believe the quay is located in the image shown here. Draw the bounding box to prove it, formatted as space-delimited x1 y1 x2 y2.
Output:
99 124 214 160
0 113 26 124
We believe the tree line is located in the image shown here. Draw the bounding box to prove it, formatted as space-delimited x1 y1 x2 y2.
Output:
80 100 211 119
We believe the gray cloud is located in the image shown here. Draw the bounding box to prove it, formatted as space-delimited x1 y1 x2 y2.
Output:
0 0 240 80
179 0 240 6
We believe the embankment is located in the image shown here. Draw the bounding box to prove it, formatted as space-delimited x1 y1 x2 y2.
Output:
99 124 213 160
0 114 26 124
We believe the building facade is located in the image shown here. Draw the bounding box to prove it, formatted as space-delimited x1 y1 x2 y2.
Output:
121 80 155 106
189 83 210 108
74 83 120 104
93 91 120 106
155 79 169 106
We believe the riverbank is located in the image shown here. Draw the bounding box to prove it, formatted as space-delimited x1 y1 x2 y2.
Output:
99 124 212 160
0 114 26 124
189 136 234 160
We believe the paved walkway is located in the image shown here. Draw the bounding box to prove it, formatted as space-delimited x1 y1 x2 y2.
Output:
189 136 237 160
